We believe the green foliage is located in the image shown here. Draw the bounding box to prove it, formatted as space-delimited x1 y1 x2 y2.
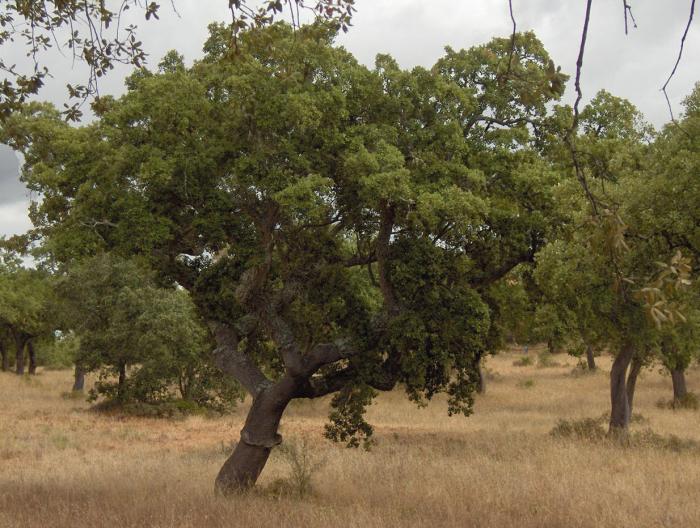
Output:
4 22 574 447
550 418 606 441
60 253 242 411
37 333 79 370
512 356 533 367
324 384 376 449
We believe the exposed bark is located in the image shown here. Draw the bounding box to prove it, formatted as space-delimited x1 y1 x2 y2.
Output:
215 376 298 494
626 357 642 416
609 342 634 433
585 344 596 370
72 365 85 392
671 367 688 402
27 340 37 375
14 334 26 375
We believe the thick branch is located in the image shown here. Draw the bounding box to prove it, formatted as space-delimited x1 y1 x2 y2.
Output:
210 322 271 396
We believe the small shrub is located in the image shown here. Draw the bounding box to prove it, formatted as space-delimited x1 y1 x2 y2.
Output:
550 418 606 441
91 399 212 419
537 351 561 368
656 393 699 410
597 411 648 425
517 379 535 389
269 437 325 498
570 360 597 377
512 356 533 367
49 433 71 450
630 429 700 453
61 390 86 401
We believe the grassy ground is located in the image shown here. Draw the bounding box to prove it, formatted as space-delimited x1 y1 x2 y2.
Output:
1 347 699 528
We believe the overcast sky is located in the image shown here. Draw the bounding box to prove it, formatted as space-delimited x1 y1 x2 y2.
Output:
1 0 698 240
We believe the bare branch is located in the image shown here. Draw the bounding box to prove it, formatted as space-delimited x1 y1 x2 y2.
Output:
506 0 517 76
661 0 695 126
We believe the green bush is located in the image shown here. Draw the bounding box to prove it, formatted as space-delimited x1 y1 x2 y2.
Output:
656 392 699 410
512 355 533 367
537 351 561 368
517 379 535 389
550 418 606 441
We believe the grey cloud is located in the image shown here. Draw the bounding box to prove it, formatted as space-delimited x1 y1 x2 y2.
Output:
0 146 25 205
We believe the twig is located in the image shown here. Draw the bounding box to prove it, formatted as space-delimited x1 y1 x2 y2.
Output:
661 0 695 128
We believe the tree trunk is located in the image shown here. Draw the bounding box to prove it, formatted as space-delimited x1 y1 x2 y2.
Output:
626 357 642 416
27 340 37 375
73 365 85 392
0 342 8 372
609 342 634 434
474 353 485 394
215 377 297 494
671 368 688 402
117 362 126 399
14 335 26 375
585 344 596 370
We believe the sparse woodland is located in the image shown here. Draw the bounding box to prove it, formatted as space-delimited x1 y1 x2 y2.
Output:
0 2 699 526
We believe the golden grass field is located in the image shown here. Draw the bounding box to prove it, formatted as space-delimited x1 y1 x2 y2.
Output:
1 348 699 528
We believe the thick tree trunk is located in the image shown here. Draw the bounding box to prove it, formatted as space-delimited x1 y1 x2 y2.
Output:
609 343 634 434
73 365 85 392
626 357 642 416
27 340 37 375
14 335 26 375
0 342 8 372
215 377 297 494
671 368 688 402
585 344 596 370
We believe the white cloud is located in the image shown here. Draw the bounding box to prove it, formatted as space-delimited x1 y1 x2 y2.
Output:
0 200 32 238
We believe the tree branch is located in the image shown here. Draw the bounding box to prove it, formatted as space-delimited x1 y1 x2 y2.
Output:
209 321 272 396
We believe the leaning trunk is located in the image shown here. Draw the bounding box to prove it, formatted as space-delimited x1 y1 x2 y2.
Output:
609 342 634 434
585 344 596 370
215 377 297 494
671 368 688 402
626 357 642 416
27 340 37 375
14 335 26 375
72 365 85 392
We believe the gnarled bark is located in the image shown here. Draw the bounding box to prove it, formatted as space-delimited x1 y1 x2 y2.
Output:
609 342 634 433
215 376 297 494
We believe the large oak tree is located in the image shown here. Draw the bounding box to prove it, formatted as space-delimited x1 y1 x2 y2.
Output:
3 22 566 491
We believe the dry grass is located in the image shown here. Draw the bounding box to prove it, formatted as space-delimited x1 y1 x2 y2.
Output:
1 349 700 528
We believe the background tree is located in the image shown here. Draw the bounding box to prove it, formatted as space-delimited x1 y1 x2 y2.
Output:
58 253 241 410
0 260 55 375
